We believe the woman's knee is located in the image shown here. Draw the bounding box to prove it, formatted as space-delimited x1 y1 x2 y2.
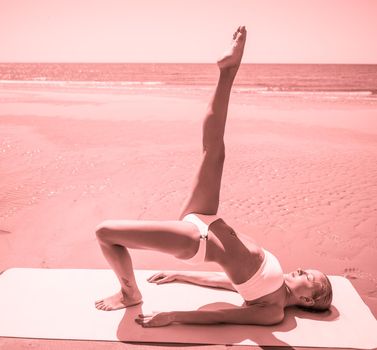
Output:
95 220 115 242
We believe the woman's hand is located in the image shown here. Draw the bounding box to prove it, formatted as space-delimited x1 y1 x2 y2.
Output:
135 312 174 327
147 271 179 285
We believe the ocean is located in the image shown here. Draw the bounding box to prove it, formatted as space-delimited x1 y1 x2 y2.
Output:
0 63 376 104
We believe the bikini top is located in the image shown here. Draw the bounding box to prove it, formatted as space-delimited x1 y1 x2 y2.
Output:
232 248 284 301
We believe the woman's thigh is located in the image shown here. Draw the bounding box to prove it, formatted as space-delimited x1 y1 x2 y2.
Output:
96 219 200 259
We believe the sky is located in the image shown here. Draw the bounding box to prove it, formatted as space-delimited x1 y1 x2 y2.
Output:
1 0 377 63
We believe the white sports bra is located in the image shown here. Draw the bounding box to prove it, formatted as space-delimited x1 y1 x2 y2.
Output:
232 248 284 301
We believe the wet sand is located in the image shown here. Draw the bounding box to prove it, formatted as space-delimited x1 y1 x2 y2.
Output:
0 85 376 348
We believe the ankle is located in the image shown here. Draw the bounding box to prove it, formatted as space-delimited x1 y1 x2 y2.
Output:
219 68 237 81
121 285 141 297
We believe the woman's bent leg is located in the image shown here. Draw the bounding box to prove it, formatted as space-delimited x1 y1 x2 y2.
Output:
95 219 199 311
95 240 142 310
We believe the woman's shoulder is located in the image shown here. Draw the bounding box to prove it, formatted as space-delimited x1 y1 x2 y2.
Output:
242 299 285 325
245 282 287 308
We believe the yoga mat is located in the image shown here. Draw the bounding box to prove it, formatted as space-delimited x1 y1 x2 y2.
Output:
0 268 376 348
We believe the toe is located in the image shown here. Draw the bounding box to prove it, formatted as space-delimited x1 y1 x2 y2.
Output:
236 29 246 42
235 32 243 42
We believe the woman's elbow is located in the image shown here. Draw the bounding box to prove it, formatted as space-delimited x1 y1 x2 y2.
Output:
245 308 284 326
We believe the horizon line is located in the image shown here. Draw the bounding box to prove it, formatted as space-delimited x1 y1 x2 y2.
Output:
1 61 376 65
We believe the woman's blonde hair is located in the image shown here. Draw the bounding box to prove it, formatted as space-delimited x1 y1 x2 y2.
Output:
304 273 333 312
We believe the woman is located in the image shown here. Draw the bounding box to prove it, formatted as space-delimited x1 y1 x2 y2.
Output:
94 26 333 327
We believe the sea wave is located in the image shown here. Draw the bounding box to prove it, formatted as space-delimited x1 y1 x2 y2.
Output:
0 79 375 100
233 86 375 98
0 79 165 88
258 90 374 96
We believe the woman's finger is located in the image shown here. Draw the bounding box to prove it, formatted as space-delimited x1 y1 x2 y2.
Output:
147 273 159 282
156 277 168 284
135 316 151 323
157 275 175 284
136 319 152 327
147 272 161 280
147 272 165 282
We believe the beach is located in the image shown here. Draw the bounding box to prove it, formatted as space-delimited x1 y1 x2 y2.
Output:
1 77 377 348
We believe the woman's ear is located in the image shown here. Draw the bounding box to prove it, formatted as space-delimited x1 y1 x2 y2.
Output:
300 296 315 306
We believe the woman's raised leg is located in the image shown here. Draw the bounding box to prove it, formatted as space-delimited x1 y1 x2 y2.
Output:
178 26 247 219
95 26 247 311
94 219 198 311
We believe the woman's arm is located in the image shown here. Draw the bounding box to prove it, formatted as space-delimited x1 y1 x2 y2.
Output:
135 304 284 327
181 271 237 292
148 271 236 292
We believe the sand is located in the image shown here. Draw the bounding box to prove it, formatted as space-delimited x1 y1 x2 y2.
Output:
0 84 377 348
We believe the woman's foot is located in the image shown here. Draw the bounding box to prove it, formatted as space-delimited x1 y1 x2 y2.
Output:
95 289 142 311
217 26 247 73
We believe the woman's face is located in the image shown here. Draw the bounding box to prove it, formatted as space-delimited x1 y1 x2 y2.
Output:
285 268 324 305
